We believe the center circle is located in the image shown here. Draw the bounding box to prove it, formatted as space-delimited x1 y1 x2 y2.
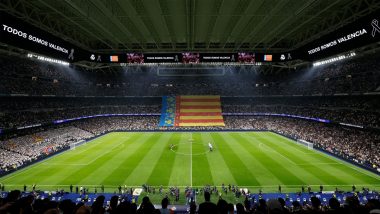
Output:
170 142 211 156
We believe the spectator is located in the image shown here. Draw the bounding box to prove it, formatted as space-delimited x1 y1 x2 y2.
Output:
160 197 170 214
137 196 157 213
198 191 217 214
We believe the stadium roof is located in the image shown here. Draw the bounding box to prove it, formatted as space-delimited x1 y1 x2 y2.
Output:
2 0 380 53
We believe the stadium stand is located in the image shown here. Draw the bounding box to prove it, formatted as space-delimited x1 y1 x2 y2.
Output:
0 53 379 97
1 1 380 212
0 53 379 212
1 96 379 130
0 53 379 177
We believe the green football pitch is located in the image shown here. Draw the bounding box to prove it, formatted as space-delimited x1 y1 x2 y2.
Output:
1 131 379 194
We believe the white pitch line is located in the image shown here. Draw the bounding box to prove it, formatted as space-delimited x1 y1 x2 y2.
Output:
273 134 380 181
0 148 76 182
316 149 380 181
190 133 193 187
46 135 130 166
0 134 128 182
42 163 88 166
170 143 210 156
84 139 127 165
259 143 296 165
4 184 380 188
296 163 343 166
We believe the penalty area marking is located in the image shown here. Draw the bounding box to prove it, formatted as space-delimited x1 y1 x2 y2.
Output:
1 134 151 182
259 142 345 167
259 143 296 165
42 163 88 166
296 163 343 166
42 139 128 167
315 148 380 181
255 134 380 181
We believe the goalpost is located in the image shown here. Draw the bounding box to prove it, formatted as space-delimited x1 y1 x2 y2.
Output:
70 140 85 150
297 139 313 150
70 142 76 150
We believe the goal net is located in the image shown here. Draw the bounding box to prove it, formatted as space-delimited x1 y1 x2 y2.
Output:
297 139 313 150
70 142 76 150
70 140 85 150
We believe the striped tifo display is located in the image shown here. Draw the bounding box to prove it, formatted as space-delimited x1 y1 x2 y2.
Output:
159 95 225 127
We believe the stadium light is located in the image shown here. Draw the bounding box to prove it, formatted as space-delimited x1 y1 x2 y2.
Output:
27 53 69 66
313 52 356 67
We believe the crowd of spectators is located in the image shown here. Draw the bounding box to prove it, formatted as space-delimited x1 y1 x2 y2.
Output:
1 95 379 130
222 103 380 128
1 52 379 130
0 149 30 173
1 188 380 214
0 98 160 129
0 127 94 172
75 116 160 135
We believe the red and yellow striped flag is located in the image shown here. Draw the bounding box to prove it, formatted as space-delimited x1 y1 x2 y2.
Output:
174 95 225 127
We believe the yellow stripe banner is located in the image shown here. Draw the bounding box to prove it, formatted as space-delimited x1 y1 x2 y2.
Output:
179 116 223 120
180 109 222 113
157 95 225 127
179 122 226 126
180 102 221 106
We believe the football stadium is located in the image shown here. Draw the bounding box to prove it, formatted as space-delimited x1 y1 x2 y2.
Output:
0 1 380 213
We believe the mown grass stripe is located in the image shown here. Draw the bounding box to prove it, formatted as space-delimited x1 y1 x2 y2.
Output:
74 133 142 185
260 133 380 185
256 134 349 186
57 133 141 186
200 133 237 186
1 132 379 194
191 132 214 186
99 133 159 186
210 133 260 186
238 132 309 185
3 133 124 185
168 133 191 186
123 133 174 185
274 132 380 182
146 133 179 186
226 133 283 185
